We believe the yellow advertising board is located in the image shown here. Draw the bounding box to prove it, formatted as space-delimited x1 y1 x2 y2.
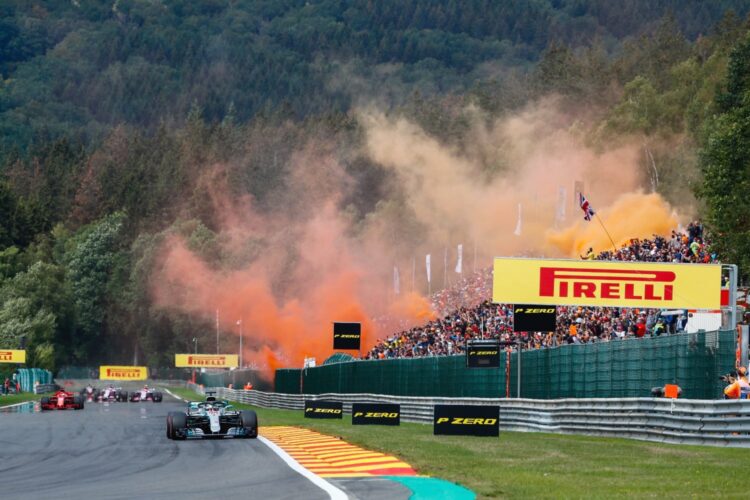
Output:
99 365 148 380
174 354 239 368
0 350 26 364
493 258 722 309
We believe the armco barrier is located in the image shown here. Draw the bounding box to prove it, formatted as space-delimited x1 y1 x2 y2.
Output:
200 387 750 448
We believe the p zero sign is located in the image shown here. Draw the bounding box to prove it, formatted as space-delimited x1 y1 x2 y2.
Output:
513 305 556 332
493 258 722 309
434 405 499 437
352 403 400 426
333 322 361 350
174 354 239 368
466 340 501 368
304 400 343 419
99 366 148 381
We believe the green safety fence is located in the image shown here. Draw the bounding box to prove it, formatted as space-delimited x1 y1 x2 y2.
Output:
274 330 735 399
16 368 53 392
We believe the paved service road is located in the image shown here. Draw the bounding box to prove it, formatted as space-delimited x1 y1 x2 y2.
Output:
0 393 330 500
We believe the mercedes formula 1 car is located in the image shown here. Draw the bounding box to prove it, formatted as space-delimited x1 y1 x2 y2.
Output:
166 394 257 440
129 386 163 402
41 390 84 410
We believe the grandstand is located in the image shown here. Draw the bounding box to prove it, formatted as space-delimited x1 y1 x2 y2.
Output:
366 222 719 361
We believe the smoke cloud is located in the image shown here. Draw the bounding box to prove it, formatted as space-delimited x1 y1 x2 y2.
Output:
151 99 684 376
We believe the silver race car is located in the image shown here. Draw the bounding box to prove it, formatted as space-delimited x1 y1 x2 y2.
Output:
166 394 257 440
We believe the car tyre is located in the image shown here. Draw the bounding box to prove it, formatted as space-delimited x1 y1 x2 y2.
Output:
170 412 187 440
240 410 258 438
73 396 84 410
154 392 163 403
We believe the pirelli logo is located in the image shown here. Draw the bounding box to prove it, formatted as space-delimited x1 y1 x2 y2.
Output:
540 267 675 301
334 334 359 339
174 354 238 368
0 350 26 363
99 365 147 380
494 258 721 309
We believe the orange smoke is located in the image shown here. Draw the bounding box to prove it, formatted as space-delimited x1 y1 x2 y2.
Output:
546 192 679 256
151 180 432 377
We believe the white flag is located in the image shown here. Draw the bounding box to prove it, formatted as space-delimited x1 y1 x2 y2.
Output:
426 254 431 283
455 244 463 273
514 203 522 236
393 265 400 295
557 186 567 222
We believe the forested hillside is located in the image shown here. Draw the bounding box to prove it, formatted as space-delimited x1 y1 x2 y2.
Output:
1 1 750 372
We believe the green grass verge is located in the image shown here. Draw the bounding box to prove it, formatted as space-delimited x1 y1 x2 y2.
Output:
0 392 53 406
168 387 749 498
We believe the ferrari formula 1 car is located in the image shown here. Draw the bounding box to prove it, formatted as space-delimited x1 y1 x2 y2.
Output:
166 394 257 439
130 386 163 402
41 390 84 410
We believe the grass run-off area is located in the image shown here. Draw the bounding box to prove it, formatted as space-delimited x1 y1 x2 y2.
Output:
0 392 52 407
169 387 748 498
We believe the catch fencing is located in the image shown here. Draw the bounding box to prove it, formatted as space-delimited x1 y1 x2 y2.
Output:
276 330 735 399
198 386 750 448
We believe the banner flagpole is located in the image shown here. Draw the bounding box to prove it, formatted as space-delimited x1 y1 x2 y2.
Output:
594 214 618 253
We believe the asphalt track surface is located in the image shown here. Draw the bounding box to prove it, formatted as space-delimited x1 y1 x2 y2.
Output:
0 392 410 500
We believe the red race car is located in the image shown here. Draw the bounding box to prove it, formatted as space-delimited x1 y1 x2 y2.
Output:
41 390 84 410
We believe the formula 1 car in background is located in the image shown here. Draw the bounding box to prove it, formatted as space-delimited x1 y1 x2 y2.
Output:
98 385 128 402
130 386 163 402
41 390 84 410
80 384 99 402
166 394 257 439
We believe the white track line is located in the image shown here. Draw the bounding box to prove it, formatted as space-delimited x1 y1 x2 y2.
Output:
162 388 188 402
0 400 36 410
259 435 348 500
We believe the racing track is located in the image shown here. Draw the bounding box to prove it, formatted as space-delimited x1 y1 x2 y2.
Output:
0 391 411 500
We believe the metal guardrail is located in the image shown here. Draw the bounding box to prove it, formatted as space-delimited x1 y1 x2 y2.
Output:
34 383 58 394
193 385 750 448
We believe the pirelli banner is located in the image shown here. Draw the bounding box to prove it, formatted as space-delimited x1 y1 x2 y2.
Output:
0 350 26 364
174 354 239 368
99 365 148 381
493 258 722 309
352 403 400 426
434 404 500 437
304 400 343 419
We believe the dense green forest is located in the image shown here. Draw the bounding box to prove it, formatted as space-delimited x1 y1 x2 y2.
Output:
1 1 750 371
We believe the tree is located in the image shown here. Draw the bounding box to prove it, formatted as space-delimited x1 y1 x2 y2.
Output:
698 33 750 281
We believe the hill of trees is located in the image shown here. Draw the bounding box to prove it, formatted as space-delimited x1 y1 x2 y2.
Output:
1 1 750 371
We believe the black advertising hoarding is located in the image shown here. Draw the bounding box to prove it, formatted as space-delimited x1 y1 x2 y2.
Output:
352 403 400 426
466 340 501 368
433 405 500 437
304 400 343 419
333 322 361 350
513 304 556 332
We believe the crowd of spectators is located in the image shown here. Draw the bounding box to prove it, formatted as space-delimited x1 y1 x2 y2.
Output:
365 223 715 360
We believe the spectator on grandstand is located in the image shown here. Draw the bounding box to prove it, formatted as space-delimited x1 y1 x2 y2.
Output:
365 225 716 361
